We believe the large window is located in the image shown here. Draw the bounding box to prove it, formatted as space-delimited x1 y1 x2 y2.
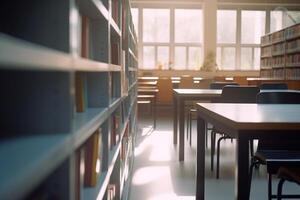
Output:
133 7 202 70
217 10 265 70
217 10 237 70
241 10 265 70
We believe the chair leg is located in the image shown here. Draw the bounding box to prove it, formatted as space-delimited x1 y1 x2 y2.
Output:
189 111 192 146
248 158 260 197
250 140 254 157
277 179 285 200
216 135 230 179
186 110 189 140
205 123 208 148
211 130 215 171
268 174 273 200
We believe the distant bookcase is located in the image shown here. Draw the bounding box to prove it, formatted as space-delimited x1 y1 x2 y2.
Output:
0 0 138 200
260 23 300 80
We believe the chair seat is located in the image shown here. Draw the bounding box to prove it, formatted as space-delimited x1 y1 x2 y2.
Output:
255 150 300 173
278 167 300 185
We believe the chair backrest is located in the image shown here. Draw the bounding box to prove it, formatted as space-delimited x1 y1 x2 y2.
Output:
209 82 239 89
157 77 173 104
179 76 193 89
259 82 288 90
257 91 300 104
220 85 260 103
256 91 300 150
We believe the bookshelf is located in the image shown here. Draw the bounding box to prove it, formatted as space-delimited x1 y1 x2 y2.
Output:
260 23 300 80
0 0 138 200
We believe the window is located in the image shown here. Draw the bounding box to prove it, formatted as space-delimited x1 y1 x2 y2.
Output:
137 7 202 70
240 10 265 70
175 9 202 43
217 10 237 69
143 9 170 43
217 10 236 44
131 8 139 35
143 46 155 69
174 47 186 69
157 46 169 70
241 11 265 44
271 11 300 32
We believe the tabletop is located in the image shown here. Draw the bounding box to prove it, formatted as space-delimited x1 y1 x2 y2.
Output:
173 89 222 95
196 103 300 130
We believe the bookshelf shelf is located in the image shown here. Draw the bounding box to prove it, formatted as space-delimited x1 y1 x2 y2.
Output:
0 34 72 71
0 134 72 200
260 23 300 81
0 0 138 199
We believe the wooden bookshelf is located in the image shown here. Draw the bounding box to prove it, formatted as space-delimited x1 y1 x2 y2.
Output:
260 23 300 80
0 0 137 200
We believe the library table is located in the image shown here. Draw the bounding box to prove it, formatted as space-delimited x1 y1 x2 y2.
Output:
173 89 222 161
195 103 300 200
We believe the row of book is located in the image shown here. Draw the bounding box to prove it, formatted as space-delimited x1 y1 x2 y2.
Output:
286 53 300 67
286 68 300 80
287 39 300 53
260 69 273 78
273 68 285 79
261 24 300 46
272 56 285 68
285 23 300 40
272 30 285 43
261 46 272 57
272 43 285 55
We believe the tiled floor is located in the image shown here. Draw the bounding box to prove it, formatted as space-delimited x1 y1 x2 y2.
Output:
129 106 299 200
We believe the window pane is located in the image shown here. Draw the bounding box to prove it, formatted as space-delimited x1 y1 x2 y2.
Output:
175 9 202 43
241 47 252 70
157 46 169 70
217 10 237 43
241 11 266 44
254 48 260 70
216 47 221 69
270 11 283 32
174 47 186 69
131 8 138 35
143 46 155 69
222 47 235 70
143 9 170 42
188 47 202 70
271 11 300 32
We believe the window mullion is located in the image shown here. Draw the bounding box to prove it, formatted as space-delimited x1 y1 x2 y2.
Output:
236 8 241 70
170 7 175 70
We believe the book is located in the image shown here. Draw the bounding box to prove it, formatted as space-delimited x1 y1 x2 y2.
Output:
111 114 120 148
84 128 102 187
75 147 85 200
75 73 87 112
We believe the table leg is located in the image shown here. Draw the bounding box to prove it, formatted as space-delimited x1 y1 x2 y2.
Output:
196 114 206 200
153 94 157 129
235 135 250 200
179 97 185 161
173 94 178 145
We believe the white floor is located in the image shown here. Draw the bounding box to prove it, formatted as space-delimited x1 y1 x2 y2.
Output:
129 106 300 200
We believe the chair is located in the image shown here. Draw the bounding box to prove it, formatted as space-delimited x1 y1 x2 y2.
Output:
277 167 300 200
178 76 193 89
214 86 260 179
186 82 239 149
259 83 288 90
248 91 300 200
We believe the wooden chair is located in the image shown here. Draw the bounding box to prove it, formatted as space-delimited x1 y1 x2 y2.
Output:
277 167 300 200
178 76 193 89
248 91 300 200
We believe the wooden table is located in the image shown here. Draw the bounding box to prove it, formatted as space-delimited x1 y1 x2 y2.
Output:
173 89 222 161
196 103 300 200
174 89 300 161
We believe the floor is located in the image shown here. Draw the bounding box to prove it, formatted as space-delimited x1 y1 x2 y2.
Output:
129 105 299 200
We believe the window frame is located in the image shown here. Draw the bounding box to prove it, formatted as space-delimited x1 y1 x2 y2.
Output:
132 3 203 70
